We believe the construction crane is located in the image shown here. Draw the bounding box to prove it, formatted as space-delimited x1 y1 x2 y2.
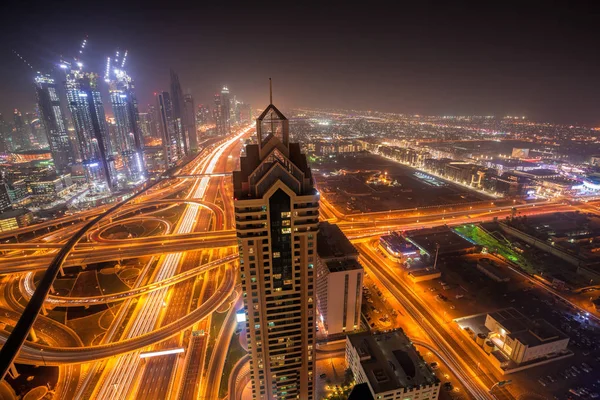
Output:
105 48 130 83
11 50 35 71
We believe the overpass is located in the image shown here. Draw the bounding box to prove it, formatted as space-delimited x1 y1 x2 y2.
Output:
0 234 237 273
0 150 216 379
171 172 233 178
0 267 236 366
21 254 238 306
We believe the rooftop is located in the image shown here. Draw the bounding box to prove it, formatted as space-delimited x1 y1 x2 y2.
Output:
325 258 362 273
0 208 32 220
317 221 358 260
489 308 568 347
347 330 438 394
347 383 374 400
380 232 419 257
515 168 559 178
407 227 476 256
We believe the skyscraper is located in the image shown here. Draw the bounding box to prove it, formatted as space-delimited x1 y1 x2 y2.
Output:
146 104 160 139
24 112 46 148
0 114 9 153
35 73 74 173
169 69 188 156
63 60 115 191
221 85 231 134
138 112 151 138
233 95 319 400
105 50 145 181
196 104 211 126
12 110 29 150
214 93 224 136
183 93 197 151
156 91 181 168
239 103 253 124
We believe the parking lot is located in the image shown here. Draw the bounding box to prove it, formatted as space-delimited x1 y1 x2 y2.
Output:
407 250 600 399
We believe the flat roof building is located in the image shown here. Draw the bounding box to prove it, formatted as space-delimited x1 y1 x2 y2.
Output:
0 208 33 233
407 227 477 256
379 232 419 262
485 308 569 365
316 221 363 335
476 258 510 283
346 330 440 400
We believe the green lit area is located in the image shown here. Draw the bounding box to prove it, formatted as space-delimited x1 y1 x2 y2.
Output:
454 224 533 273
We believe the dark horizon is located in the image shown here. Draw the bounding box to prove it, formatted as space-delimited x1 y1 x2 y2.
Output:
1 1 599 126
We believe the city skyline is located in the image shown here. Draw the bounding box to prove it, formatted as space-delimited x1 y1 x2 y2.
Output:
1 2 600 125
2 3 600 400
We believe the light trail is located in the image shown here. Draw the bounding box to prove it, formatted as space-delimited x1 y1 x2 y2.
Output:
94 128 250 399
358 244 496 400
21 255 238 306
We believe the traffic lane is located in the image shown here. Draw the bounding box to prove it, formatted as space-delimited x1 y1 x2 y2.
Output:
1 266 235 365
358 244 510 400
136 251 203 399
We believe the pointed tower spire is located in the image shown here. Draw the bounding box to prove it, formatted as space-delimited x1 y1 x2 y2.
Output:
269 77 273 104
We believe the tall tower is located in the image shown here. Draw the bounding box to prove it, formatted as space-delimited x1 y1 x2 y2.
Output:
233 89 318 400
34 73 74 173
105 50 145 181
146 104 160 139
169 69 188 155
156 91 181 168
220 85 231 135
0 114 8 153
12 110 29 150
183 93 197 151
63 59 115 191
196 104 211 126
214 93 224 136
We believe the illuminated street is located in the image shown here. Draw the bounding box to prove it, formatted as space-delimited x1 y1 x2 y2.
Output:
2 4 600 399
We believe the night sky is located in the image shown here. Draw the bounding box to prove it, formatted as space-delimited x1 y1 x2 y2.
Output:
1 1 599 125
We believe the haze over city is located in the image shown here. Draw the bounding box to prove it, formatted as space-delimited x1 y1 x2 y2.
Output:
0 2 600 400
1 1 600 124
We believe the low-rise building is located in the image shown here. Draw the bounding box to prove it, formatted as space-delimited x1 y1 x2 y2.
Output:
476 258 510 282
485 308 569 364
316 221 363 335
0 208 33 232
444 162 487 187
379 232 419 262
346 330 440 400
0 182 11 212
491 172 534 196
29 173 75 203
408 268 442 282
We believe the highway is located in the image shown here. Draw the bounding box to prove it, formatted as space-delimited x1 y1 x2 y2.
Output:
0 117 594 400
92 128 250 399
0 131 249 400
0 201 574 273
202 293 241 399
358 243 511 400
134 130 247 400
0 234 237 272
20 254 237 306
0 265 235 365
0 166 172 380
